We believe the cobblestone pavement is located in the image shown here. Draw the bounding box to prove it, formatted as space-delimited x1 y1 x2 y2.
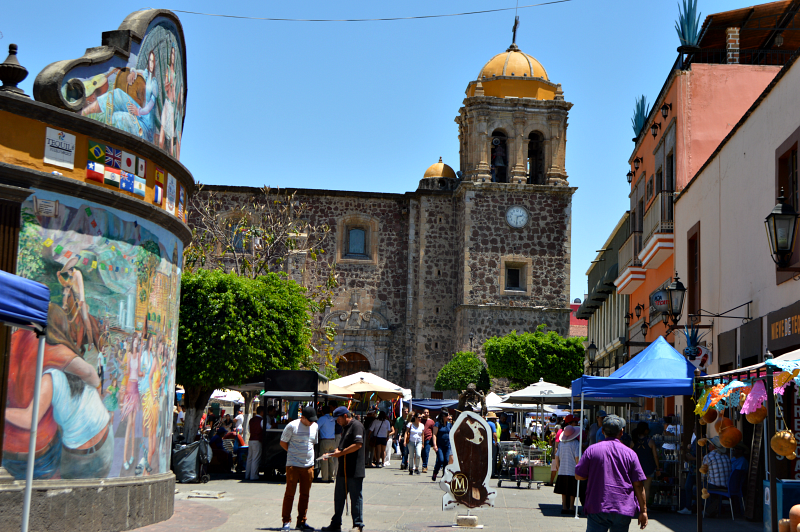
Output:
134 464 761 532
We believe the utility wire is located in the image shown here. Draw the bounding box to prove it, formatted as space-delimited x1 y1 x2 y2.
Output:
169 1 570 23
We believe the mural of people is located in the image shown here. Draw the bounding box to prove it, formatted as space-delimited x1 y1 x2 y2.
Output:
61 17 185 157
2 189 183 480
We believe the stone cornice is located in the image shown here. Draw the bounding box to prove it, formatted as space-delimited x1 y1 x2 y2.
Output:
0 161 192 245
455 304 571 313
0 183 33 204
0 91 194 198
454 180 577 197
459 96 573 113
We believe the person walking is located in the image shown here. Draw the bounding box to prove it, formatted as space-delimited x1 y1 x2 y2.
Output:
318 406 338 482
431 409 453 482
574 415 648 531
420 409 436 473
554 424 582 515
369 411 391 468
701 436 731 518
631 422 660 505
395 408 409 469
405 412 424 475
587 411 607 446
280 406 319 531
321 407 366 532
245 405 265 480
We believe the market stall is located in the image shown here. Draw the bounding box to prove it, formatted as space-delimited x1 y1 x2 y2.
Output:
0 269 50 532
570 337 698 519
695 349 800 532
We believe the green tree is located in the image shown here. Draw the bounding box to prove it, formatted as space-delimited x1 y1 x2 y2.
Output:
177 269 312 438
484 325 585 389
435 351 491 392
17 208 45 280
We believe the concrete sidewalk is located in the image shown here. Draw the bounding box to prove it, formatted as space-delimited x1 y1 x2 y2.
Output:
135 465 761 532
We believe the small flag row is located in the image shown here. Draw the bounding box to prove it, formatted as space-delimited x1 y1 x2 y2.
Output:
87 162 145 198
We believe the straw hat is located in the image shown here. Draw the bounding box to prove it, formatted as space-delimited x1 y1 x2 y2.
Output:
560 425 581 442
486 412 498 420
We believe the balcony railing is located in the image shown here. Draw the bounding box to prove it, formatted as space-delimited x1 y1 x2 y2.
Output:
643 192 675 242
619 231 643 271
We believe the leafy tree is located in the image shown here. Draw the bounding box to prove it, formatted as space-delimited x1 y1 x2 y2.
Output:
17 208 45 280
484 325 585 389
176 269 312 439
435 351 491 392
185 185 339 378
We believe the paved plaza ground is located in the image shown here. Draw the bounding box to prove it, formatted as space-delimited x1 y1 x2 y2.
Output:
133 462 761 532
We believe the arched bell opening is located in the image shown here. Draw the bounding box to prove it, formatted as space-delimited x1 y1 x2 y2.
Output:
527 131 545 185
490 130 508 183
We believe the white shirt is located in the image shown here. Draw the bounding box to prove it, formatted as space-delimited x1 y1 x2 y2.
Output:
407 422 424 443
234 413 244 430
280 419 319 468
46 369 110 449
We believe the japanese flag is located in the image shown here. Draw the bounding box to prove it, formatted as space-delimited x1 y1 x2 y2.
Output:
121 151 136 173
136 157 146 178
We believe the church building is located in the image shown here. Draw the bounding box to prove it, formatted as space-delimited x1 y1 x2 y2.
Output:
196 38 576 396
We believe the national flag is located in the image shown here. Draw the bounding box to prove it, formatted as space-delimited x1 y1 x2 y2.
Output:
133 176 146 197
153 184 163 205
86 161 104 183
42 238 53 247
155 167 165 185
104 167 120 187
88 141 105 163
105 146 121 169
120 171 135 193
53 245 63 255
121 151 136 173
136 157 146 178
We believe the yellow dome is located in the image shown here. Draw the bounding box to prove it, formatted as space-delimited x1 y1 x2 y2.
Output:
478 44 548 81
423 157 457 179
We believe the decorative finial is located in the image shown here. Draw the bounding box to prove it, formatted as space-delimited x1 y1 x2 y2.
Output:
0 44 29 97
512 16 520 45
438 157 443 163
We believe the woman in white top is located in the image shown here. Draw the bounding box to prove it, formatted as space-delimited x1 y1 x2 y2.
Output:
370 411 391 468
554 425 582 514
404 412 424 475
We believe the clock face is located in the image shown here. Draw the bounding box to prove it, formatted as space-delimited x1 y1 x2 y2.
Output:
506 206 529 228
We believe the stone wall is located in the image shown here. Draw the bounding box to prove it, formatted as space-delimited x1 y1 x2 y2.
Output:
0 473 174 532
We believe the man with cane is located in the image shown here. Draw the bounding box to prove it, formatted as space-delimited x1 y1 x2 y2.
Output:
321 407 366 532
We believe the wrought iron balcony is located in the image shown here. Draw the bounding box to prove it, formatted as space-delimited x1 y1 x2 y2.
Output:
643 192 675 243
619 231 643 271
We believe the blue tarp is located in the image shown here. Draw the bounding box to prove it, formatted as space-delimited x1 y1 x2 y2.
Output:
571 337 695 398
0 269 49 330
410 399 459 411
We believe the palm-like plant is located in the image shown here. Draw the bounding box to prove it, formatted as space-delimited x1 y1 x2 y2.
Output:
675 0 702 47
631 95 651 136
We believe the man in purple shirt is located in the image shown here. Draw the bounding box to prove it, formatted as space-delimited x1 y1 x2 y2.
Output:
575 415 648 532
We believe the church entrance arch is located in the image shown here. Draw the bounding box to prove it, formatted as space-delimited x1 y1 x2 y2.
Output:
337 352 371 377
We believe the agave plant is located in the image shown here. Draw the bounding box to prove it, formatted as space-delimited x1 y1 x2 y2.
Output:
675 0 702 47
682 323 708 360
631 95 650 136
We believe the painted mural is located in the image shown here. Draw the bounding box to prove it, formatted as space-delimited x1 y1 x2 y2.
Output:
61 16 185 159
2 189 182 480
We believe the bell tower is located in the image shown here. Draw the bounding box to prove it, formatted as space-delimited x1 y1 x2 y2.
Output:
455 30 572 186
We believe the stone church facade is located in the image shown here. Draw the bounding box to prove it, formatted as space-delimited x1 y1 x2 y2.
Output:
194 41 576 397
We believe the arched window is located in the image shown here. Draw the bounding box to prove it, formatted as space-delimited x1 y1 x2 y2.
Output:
491 130 508 183
346 227 366 256
337 352 371 377
527 131 545 184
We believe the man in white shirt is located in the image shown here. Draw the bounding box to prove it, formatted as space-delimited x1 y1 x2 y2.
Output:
234 409 244 434
280 406 319 531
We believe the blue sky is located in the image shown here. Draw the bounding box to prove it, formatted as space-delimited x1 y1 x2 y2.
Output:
4 0 757 303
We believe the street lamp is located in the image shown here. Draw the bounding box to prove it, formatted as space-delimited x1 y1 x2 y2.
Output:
635 302 644 319
651 122 661 139
624 312 632 327
666 272 686 324
765 188 800 268
661 103 672 119
627 171 634 184
641 320 649 338
586 340 597 375
634 157 643 170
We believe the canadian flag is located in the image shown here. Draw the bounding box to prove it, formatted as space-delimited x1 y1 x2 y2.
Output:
121 151 136 173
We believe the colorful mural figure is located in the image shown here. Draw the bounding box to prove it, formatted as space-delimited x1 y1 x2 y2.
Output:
60 17 185 158
3 189 182 480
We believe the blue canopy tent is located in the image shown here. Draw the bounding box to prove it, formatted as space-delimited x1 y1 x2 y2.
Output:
0 270 50 532
568 336 696 519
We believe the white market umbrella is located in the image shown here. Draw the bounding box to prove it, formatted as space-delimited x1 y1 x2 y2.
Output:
331 371 411 401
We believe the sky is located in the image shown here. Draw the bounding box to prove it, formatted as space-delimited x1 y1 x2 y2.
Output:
3 0 760 303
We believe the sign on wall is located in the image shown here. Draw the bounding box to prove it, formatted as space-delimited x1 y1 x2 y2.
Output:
650 289 669 316
43 127 76 169
768 301 800 354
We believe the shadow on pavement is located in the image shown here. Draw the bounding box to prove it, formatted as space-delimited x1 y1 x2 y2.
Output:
538 503 567 517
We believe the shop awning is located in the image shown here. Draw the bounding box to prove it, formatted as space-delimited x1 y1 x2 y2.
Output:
0 269 49 331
